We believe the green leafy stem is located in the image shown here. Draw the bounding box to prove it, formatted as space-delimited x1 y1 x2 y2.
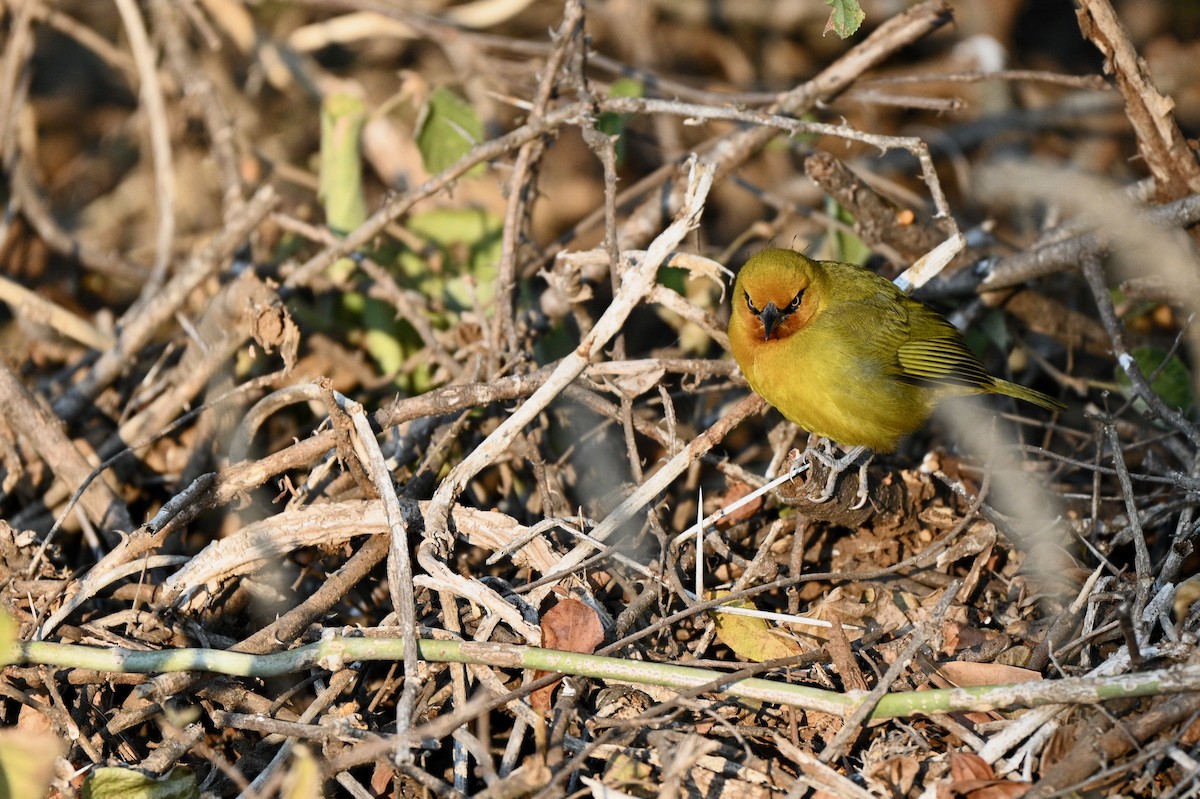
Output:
8 636 1194 721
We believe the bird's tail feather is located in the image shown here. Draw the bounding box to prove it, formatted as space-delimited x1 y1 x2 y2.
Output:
990 378 1067 412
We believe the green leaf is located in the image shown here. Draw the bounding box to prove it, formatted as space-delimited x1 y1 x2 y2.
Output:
319 93 368 236
657 265 687 294
0 728 61 799
403 208 502 310
825 197 872 266
362 305 407 378
534 320 575 365
824 0 866 38
319 92 368 282
598 78 643 164
0 605 15 667
282 745 323 799
598 79 644 141
608 78 644 100
978 307 1012 354
335 291 408 379
82 767 199 799
1116 346 1195 414
709 592 805 663
415 87 484 176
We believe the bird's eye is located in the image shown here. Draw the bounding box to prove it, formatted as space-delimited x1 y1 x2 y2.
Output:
744 292 761 315
786 290 804 312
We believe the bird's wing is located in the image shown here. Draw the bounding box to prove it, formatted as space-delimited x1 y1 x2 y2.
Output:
895 337 994 389
818 273 995 391
892 302 994 390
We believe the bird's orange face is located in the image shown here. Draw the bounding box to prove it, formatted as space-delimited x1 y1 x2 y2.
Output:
737 271 817 342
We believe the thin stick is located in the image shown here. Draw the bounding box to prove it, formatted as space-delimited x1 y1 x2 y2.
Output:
113 0 176 295
346 401 421 761
492 0 584 357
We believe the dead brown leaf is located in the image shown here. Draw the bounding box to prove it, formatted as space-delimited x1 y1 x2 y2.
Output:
532 596 604 712
945 753 1031 798
936 660 1042 688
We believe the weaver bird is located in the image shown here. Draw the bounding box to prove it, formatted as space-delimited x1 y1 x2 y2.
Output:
728 248 1065 507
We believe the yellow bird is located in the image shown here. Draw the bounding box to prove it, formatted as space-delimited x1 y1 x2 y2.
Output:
728 248 1065 503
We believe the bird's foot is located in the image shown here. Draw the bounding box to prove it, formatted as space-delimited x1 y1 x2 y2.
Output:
804 443 872 507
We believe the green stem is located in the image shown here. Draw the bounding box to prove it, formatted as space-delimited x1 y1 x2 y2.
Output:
9 637 1193 721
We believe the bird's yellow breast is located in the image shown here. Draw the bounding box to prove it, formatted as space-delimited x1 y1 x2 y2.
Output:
731 317 931 452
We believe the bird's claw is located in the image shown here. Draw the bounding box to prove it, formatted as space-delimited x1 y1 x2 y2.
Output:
849 459 871 510
801 442 871 506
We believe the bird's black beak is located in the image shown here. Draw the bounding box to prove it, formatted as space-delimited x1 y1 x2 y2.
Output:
759 302 782 340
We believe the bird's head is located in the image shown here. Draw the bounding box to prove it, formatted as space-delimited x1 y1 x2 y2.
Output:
732 249 821 342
